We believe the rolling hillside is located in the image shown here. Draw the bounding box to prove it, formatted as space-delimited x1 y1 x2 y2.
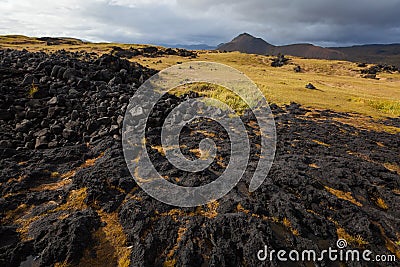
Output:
218 33 400 66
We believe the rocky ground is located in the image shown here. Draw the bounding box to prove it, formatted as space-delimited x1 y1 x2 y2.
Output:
0 49 399 266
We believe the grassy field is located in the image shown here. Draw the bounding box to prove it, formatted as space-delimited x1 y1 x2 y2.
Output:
2 35 400 121
135 52 400 119
0 35 150 54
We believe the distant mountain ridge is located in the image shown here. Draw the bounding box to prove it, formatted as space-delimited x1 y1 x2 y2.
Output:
217 33 274 55
218 33 400 66
157 43 216 50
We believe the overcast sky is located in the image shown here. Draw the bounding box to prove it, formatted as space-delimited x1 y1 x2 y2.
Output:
1 0 400 47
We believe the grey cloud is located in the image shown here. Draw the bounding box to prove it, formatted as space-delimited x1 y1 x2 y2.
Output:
0 0 399 46
179 0 400 45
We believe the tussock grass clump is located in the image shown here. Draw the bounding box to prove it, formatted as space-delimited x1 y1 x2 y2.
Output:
337 227 369 246
324 186 363 207
170 82 251 115
350 97 400 116
384 163 400 175
28 82 39 98
374 197 389 210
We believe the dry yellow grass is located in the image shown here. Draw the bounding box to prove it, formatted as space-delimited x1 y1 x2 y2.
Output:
52 187 88 212
282 217 300 236
0 35 148 54
236 203 250 214
78 210 131 267
309 163 320 169
169 83 250 115
312 139 331 147
384 162 400 175
133 51 400 120
14 188 87 241
2 35 400 121
337 227 368 247
157 200 219 222
164 225 187 267
374 197 389 210
324 186 363 207
333 116 400 134
3 203 30 223
372 222 400 259
28 82 39 98
27 153 104 192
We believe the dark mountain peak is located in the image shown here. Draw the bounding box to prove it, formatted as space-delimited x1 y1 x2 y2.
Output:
234 32 254 39
220 33 400 65
218 33 274 55
232 33 272 44
218 33 345 59
239 32 252 36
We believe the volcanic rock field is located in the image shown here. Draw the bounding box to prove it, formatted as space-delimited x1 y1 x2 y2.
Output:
0 49 399 266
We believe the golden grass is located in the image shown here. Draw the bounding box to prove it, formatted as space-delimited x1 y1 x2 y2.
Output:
349 97 400 116
0 35 148 55
14 188 87 240
233 205 301 236
169 82 250 115
188 147 214 160
372 222 400 259
28 82 39 98
324 186 363 207
312 139 331 147
309 163 320 169
157 200 219 222
31 178 72 192
50 171 60 178
150 145 187 157
3 35 400 121
54 262 69 267
79 210 131 267
192 129 217 138
133 51 400 119
199 201 219 218
374 197 389 210
282 217 300 236
3 203 30 223
52 188 88 212
28 153 104 192
336 117 400 134
236 203 250 214
337 227 368 247
164 225 187 267
6 175 26 184
81 152 105 168
384 162 400 175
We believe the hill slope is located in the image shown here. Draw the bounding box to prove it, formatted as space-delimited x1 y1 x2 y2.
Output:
217 33 275 55
218 33 400 65
332 44 400 66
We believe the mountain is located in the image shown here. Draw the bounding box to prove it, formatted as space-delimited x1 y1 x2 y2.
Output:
217 33 275 55
277 44 345 60
218 33 400 66
217 33 343 59
330 44 400 66
157 43 216 50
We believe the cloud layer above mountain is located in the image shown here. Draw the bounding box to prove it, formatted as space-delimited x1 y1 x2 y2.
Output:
1 0 399 46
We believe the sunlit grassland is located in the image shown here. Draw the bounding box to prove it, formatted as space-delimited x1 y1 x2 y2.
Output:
2 35 400 119
135 51 400 119
169 83 250 115
0 35 149 54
